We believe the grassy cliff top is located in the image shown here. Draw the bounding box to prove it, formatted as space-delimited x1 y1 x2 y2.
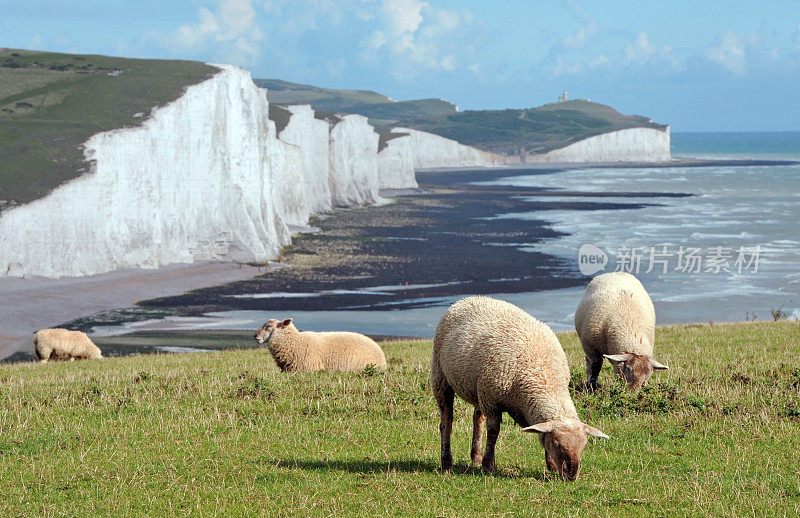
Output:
0 49 217 207
0 321 797 514
255 77 458 123
396 100 669 155
256 78 393 106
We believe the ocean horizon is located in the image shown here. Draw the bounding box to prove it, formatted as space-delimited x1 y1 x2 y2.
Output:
671 130 800 158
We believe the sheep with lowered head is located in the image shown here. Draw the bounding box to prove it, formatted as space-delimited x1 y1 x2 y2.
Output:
575 272 668 391
34 328 103 362
254 318 386 372
432 296 608 480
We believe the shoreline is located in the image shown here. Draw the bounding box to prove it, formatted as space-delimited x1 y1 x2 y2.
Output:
0 262 268 360
128 165 689 316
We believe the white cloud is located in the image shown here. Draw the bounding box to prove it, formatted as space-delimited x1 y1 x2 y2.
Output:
325 57 346 78
360 0 478 77
176 8 221 49
704 30 761 75
383 0 425 35
561 0 600 49
440 54 456 71
622 32 681 70
624 32 657 64
173 0 264 64
562 23 598 49
588 54 609 67
551 55 584 77
27 33 44 50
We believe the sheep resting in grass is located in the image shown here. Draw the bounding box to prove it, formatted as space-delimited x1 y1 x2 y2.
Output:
34 328 103 362
254 318 386 372
432 296 608 480
575 272 668 391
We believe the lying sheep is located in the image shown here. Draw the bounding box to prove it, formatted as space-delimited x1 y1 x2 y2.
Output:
575 272 668 391
34 328 103 362
432 296 608 480
254 318 387 372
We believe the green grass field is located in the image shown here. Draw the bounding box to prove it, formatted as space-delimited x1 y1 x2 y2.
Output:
1 321 798 515
0 49 215 206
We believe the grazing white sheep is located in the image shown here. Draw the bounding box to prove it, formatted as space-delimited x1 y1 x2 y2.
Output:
254 318 387 372
432 296 608 480
34 328 103 362
574 272 668 391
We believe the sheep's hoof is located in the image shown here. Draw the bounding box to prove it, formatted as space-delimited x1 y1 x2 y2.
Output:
440 456 453 471
481 459 497 473
471 452 483 464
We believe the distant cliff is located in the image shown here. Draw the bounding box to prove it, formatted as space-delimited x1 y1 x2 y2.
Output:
524 127 671 163
397 100 670 158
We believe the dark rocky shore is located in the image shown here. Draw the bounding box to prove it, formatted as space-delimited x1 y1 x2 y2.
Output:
131 166 691 317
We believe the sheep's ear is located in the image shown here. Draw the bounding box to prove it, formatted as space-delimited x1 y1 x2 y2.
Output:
650 358 669 370
603 353 632 364
281 318 293 327
521 421 555 434
583 424 610 439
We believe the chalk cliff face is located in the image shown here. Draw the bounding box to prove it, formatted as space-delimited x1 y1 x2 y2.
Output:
375 127 506 186
527 127 671 163
376 131 417 189
328 114 381 206
275 104 332 217
395 128 508 169
0 65 291 277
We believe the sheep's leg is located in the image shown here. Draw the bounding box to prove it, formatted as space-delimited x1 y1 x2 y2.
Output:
545 451 558 473
435 385 455 470
482 413 502 473
432 358 456 470
585 353 603 392
470 408 485 464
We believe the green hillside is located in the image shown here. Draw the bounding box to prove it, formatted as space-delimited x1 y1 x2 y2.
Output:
396 100 668 155
256 78 392 107
0 49 216 207
255 78 458 123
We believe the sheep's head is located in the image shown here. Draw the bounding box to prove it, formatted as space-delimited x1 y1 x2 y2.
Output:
254 318 293 344
603 353 668 390
523 419 609 481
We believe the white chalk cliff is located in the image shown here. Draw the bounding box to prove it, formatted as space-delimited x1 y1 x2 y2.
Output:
526 127 671 163
0 65 501 278
376 128 506 182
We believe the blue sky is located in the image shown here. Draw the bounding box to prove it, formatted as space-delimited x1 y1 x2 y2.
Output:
2 0 799 131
